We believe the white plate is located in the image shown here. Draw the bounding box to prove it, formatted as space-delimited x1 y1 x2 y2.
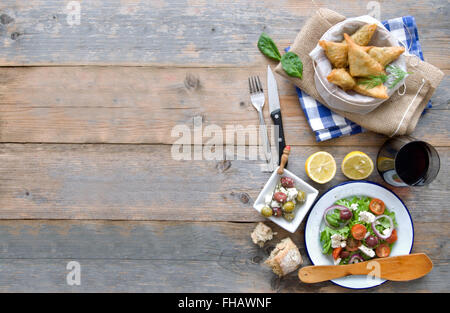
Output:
253 167 319 233
304 181 414 289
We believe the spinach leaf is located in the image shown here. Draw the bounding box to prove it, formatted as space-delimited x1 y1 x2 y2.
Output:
257 33 281 61
281 52 303 79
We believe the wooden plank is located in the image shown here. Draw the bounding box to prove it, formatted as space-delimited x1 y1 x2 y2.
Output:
0 0 448 69
0 220 447 292
0 144 447 221
0 67 448 145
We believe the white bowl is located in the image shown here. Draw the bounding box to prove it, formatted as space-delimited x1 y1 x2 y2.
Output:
253 167 319 233
304 181 414 289
310 15 407 114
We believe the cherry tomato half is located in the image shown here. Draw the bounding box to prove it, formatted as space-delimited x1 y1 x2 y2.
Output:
346 237 361 252
376 244 391 258
369 198 385 215
351 224 367 240
332 247 342 260
385 229 398 244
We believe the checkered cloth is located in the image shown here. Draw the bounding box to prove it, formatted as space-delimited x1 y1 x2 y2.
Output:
293 16 430 142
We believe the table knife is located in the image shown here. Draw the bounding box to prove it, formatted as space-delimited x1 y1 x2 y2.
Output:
267 65 287 166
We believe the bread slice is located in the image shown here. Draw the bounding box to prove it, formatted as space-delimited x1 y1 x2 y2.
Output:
265 238 302 277
251 222 274 247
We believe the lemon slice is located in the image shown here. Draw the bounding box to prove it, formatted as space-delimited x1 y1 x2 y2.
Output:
342 151 374 180
305 151 336 184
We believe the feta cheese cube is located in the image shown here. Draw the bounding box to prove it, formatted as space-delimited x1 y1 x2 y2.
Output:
383 228 392 236
270 200 281 208
359 211 376 223
334 258 341 265
331 234 346 249
359 244 375 258
350 203 359 211
286 188 298 202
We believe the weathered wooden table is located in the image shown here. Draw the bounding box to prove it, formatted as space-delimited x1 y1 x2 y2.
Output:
0 0 448 292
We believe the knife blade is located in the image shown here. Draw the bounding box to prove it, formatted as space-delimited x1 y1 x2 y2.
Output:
267 65 287 166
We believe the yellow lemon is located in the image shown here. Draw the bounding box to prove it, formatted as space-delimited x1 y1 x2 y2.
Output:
342 151 374 180
305 151 336 184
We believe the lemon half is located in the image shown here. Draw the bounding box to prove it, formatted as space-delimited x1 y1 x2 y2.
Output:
305 151 336 184
342 151 374 180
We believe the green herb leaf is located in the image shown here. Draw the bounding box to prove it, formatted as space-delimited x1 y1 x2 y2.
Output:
386 65 412 89
257 33 281 61
358 74 388 89
281 52 303 79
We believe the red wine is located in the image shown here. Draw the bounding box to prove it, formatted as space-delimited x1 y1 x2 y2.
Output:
395 142 429 185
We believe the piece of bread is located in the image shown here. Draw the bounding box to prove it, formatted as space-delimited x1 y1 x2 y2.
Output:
251 222 274 247
265 237 302 277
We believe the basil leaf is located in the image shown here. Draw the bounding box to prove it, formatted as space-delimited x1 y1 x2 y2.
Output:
281 52 303 79
257 33 281 61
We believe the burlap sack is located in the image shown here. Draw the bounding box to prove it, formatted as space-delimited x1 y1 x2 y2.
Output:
275 8 444 137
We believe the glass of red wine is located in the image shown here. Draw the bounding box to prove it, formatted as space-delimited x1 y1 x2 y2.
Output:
377 136 440 187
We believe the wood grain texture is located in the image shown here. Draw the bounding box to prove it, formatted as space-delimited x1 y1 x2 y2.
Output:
0 220 447 292
0 144 448 221
0 0 449 69
0 66 448 145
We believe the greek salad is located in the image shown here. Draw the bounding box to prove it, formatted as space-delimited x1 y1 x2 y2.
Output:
260 176 306 222
320 196 398 265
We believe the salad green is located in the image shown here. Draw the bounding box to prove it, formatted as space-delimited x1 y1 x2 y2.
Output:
320 196 398 264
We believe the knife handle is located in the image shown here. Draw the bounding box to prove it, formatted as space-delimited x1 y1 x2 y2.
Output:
270 109 286 166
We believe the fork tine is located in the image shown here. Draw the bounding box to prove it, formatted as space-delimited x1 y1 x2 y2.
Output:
248 77 253 94
256 76 263 92
251 76 257 94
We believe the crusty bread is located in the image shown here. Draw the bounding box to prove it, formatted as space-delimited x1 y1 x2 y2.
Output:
251 222 274 247
264 237 302 277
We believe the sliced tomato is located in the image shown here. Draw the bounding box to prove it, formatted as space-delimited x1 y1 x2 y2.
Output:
369 198 385 215
376 244 391 258
385 229 398 244
332 247 342 260
346 237 361 252
351 224 367 240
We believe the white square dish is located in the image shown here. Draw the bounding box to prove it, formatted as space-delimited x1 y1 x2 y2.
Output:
253 167 319 233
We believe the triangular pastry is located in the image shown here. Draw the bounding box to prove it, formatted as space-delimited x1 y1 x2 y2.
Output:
368 46 405 67
344 33 385 77
327 68 356 90
353 79 389 99
319 40 349 68
345 24 377 46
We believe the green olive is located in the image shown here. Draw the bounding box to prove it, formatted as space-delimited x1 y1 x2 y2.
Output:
282 201 295 213
297 190 306 203
261 206 273 217
283 212 295 221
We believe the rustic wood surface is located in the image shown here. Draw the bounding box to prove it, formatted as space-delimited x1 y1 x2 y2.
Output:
0 0 448 292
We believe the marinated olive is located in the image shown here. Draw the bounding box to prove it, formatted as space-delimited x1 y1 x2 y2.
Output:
339 250 350 259
282 201 295 213
365 235 379 248
339 208 353 221
296 190 306 203
283 212 295 221
273 192 287 203
261 206 273 217
272 207 282 217
280 177 295 188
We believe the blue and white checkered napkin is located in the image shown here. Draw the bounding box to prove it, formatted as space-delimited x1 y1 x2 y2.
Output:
294 16 429 142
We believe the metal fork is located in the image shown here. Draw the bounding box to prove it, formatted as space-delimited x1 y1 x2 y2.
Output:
248 76 273 171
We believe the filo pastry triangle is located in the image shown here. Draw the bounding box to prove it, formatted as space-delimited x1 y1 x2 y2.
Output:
353 78 389 99
368 46 406 67
344 33 385 77
319 24 377 68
